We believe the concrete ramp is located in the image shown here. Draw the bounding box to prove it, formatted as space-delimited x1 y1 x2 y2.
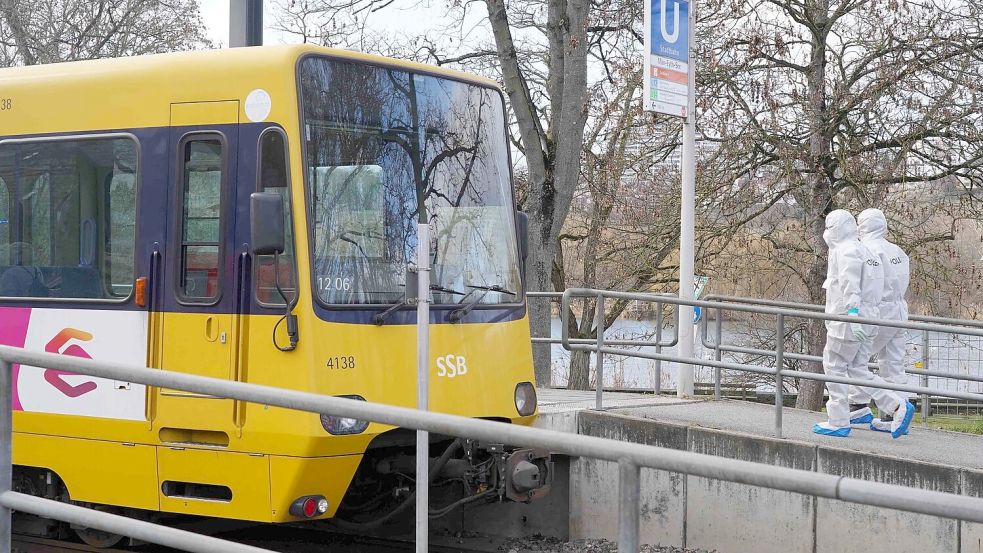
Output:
549 397 983 553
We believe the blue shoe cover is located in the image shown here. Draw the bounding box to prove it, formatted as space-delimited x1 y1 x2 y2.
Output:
850 413 874 424
892 402 915 439
869 420 891 433
813 423 851 437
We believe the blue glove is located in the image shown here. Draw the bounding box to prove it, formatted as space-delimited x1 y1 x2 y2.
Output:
847 308 866 342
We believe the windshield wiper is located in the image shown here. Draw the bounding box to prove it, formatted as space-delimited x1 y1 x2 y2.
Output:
465 284 515 296
373 265 420 325
449 283 516 323
430 284 466 296
376 282 467 325
373 296 409 325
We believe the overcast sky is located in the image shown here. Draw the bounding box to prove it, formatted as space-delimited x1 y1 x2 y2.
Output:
199 0 460 47
199 1 283 47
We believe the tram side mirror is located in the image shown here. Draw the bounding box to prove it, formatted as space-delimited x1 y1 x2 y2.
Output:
516 211 529 261
250 192 285 256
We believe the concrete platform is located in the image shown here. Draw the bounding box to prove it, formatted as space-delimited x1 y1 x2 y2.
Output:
615 399 983 470
530 391 983 552
536 388 703 434
538 388 701 413
537 390 982 470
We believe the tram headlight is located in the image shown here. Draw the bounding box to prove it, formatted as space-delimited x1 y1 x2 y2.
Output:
320 395 370 435
514 382 537 416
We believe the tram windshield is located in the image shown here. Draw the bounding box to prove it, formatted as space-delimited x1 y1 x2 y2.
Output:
299 57 522 306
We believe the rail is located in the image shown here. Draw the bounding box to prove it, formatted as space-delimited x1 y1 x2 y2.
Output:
530 290 983 414
4 342 983 553
557 288 983 439
528 291 680 407
700 294 983 421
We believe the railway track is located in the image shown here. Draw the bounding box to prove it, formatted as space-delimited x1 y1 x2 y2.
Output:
12 535 132 553
12 527 495 553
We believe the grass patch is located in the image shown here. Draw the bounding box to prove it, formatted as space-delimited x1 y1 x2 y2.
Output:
923 415 983 435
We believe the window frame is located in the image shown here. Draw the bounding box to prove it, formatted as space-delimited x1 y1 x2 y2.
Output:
172 131 229 307
0 132 142 304
295 54 526 312
253 126 299 309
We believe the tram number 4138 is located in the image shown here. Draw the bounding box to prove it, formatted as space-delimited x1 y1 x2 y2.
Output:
327 356 356 369
0 98 12 111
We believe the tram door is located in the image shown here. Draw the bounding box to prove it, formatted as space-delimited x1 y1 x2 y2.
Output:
155 101 241 441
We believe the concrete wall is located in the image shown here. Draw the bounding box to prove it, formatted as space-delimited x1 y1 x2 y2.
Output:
816 449 959 553
572 412 687 546
964 470 983 553
686 428 816 553
567 410 979 553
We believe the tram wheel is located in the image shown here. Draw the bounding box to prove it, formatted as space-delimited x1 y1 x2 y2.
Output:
76 526 125 548
73 505 125 548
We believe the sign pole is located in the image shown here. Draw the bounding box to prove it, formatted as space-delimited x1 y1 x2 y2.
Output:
415 222 430 553
644 0 695 396
229 0 263 47
677 0 696 397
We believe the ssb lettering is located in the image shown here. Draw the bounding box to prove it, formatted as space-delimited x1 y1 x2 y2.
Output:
436 354 469 378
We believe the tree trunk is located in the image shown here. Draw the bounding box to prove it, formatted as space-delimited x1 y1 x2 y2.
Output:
485 0 590 387
529 292 554 387
794 0 832 411
0 2 39 65
567 350 591 390
797 316 827 410
528 221 557 387
565 293 594 390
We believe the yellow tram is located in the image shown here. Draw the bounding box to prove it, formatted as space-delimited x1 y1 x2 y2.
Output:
0 44 546 545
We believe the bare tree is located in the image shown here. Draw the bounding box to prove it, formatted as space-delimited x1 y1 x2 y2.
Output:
701 0 983 409
0 0 211 67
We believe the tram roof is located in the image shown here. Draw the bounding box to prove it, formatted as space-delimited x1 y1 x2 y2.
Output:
0 44 500 137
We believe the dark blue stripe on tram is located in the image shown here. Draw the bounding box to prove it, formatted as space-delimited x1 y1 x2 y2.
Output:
0 124 527 325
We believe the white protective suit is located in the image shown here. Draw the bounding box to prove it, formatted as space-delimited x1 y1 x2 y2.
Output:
820 210 905 429
849 208 911 405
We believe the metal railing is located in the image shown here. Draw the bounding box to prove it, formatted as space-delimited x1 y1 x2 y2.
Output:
528 291 680 407
700 294 983 422
5 338 983 553
557 288 983 439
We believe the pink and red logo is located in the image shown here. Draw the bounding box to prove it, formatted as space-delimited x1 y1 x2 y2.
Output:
43 328 98 398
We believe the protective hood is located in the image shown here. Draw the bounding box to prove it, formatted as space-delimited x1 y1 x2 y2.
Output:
823 209 858 247
858 208 887 241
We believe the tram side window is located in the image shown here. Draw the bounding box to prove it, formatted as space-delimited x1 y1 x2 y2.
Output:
255 130 297 306
178 138 224 302
0 137 138 300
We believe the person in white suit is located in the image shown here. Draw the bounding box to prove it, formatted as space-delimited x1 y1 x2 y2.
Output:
813 209 914 438
846 208 912 433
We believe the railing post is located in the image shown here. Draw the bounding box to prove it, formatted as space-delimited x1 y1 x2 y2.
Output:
618 459 640 553
654 304 663 396
714 307 723 400
775 314 784 439
921 330 930 424
595 294 605 410
1 358 12 553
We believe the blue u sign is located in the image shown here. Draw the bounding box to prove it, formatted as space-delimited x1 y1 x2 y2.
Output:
650 0 689 62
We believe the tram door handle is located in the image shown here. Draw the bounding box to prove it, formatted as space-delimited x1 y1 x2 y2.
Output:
205 316 220 342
